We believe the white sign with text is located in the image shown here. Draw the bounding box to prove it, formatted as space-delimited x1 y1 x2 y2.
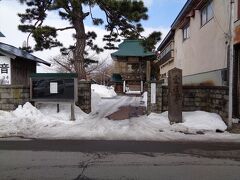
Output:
0 56 11 85
50 82 58 94
151 83 156 104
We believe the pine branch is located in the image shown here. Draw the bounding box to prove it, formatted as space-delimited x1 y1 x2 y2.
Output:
56 26 74 31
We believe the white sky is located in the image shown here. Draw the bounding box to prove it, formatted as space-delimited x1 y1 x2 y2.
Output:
0 1 169 72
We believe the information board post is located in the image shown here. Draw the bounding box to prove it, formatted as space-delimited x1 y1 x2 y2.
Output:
30 73 78 121
70 103 75 121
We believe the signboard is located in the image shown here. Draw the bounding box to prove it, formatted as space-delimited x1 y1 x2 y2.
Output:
151 83 156 104
30 73 78 102
0 56 11 85
50 82 58 94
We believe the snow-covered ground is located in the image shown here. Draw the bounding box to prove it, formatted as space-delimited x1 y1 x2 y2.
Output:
0 85 240 142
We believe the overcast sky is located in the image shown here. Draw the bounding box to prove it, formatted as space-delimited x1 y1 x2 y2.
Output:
0 0 186 72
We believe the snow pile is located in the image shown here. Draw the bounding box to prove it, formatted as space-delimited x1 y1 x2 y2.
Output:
13 102 44 120
91 84 117 112
0 95 237 142
91 84 117 98
169 111 227 133
0 103 45 137
183 111 227 131
91 89 102 112
39 103 88 121
0 103 90 138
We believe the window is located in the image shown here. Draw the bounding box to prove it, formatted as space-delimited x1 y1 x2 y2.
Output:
201 1 214 26
183 23 190 40
159 42 174 59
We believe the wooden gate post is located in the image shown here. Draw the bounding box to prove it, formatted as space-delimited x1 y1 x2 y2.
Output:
168 68 183 123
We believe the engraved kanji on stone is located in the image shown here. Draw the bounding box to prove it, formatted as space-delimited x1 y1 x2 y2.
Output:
168 68 183 123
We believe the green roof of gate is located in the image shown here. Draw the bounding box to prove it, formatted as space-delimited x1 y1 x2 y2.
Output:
31 73 77 78
111 40 155 58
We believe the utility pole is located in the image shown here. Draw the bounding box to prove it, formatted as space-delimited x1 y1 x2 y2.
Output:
228 0 235 129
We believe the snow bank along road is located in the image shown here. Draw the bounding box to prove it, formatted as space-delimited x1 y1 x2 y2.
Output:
0 94 240 141
0 140 240 180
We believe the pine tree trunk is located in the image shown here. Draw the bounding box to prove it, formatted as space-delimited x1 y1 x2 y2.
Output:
70 3 88 110
72 4 86 80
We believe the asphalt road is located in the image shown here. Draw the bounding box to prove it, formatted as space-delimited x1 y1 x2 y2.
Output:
0 139 240 180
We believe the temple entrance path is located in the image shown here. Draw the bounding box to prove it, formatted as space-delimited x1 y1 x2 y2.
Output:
106 105 146 120
97 95 146 120
92 95 146 120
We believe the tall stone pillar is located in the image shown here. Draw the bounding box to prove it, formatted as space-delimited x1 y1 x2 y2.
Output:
168 68 182 123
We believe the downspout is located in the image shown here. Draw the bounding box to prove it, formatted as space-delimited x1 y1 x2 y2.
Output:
228 0 235 129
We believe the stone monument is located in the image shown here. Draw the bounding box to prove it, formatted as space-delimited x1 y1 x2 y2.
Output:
168 68 183 123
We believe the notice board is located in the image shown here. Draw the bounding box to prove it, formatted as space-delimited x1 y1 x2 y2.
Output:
30 73 77 102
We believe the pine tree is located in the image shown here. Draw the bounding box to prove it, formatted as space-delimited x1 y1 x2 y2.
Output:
18 0 161 79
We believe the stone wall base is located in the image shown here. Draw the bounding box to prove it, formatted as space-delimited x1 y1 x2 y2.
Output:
0 85 30 111
0 81 92 114
147 82 228 123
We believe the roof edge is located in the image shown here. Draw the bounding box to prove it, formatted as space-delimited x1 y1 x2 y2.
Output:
171 0 193 29
0 42 51 66
157 30 174 51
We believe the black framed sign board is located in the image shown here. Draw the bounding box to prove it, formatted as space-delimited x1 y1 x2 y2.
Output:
30 73 78 102
30 73 78 121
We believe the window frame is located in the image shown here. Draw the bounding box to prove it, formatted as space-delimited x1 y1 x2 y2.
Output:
159 42 173 58
201 0 214 27
183 23 190 41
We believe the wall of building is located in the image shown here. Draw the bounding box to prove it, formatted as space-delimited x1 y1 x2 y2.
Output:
159 41 175 80
183 69 228 86
160 58 174 75
0 55 37 86
174 0 229 80
113 57 141 74
11 58 36 86
114 60 127 74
